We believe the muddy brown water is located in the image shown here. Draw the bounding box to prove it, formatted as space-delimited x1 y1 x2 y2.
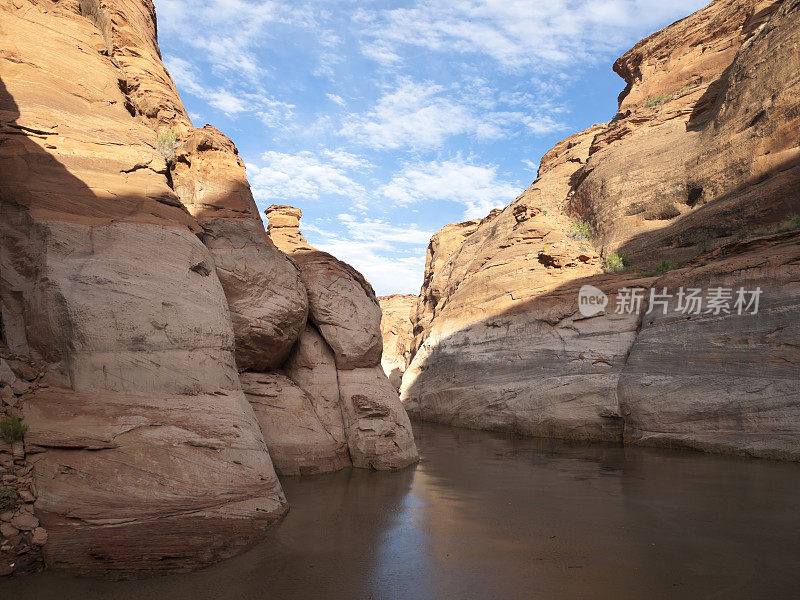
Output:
2 422 800 599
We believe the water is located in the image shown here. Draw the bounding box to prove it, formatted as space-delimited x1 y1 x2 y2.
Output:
3 422 800 599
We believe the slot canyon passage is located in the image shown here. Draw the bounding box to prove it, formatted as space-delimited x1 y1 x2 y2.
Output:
1 0 799 598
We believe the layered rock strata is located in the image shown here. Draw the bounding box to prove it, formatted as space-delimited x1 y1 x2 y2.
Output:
266 206 419 470
401 0 800 460
0 0 416 578
377 295 417 389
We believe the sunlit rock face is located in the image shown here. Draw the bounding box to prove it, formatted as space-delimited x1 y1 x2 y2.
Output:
266 206 419 471
0 0 417 578
401 0 800 459
0 0 287 577
378 294 417 389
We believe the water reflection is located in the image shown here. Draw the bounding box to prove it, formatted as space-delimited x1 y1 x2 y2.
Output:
3 423 800 599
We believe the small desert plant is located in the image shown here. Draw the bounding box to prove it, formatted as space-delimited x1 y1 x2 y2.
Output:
780 214 800 231
691 229 717 252
156 127 179 163
0 486 18 511
568 220 591 241
645 85 694 109
645 93 671 108
0 416 28 444
649 260 678 276
754 216 800 236
603 252 628 273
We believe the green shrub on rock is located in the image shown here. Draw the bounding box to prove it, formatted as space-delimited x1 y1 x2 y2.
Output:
568 220 591 241
603 252 628 273
156 127 179 163
0 486 18 511
0 416 28 443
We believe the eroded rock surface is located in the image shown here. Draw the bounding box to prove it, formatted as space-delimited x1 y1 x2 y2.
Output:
378 295 417 389
401 0 800 459
619 233 800 460
267 206 419 470
266 205 383 369
0 0 289 577
283 325 349 453
0 351 46 577
337 366 418 470
240 372 348 475
172 128 308 372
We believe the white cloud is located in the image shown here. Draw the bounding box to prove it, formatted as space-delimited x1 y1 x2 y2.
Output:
326 93 347 106
339 78 558 150
156 0 297 80
303 215 434 295
359 40 402 65
208 90 248 114
164 56 206 97
164 55 295 124
247 150 372 204
340 80 473 149
380 157 521 219
357 0 707 70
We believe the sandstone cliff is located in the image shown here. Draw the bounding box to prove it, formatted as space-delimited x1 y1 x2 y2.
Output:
0 0 416 578
378 294 417 389
401 0 800 460
265 206 419 471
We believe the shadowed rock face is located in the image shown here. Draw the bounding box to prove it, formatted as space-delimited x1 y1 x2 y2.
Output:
618 234 800 459
266 206 419 471
239 372 349 476
171 127 308 372
0 0 416 578
283 325 349 451
0 0 286 577
401 0 800 460
76 1 310 373
378 295 417 389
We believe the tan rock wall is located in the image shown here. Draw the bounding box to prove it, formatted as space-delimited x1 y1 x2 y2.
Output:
402 0 800 460
0 0 287 576
1 0 420 579
266 206 419 470
378 294 417 389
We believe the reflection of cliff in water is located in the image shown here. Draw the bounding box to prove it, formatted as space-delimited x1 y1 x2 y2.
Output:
5 423 800 599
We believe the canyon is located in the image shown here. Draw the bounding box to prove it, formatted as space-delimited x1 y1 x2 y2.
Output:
0 0 798 585
378 294 417 389
0 0 415 578
397 0 800 460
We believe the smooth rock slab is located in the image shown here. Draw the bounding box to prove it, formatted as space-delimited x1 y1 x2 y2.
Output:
240 372 349 476
338 367 418 470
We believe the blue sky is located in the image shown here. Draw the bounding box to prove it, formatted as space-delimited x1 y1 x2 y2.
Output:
153 0 707 295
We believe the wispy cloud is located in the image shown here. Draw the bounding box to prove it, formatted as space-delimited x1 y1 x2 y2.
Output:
156 0 312 80
357 0 706 71
154 0 708 294
246 150 372 204
165 56 295 124
304 214 433 295
339 78 563 150
380 157 522 219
